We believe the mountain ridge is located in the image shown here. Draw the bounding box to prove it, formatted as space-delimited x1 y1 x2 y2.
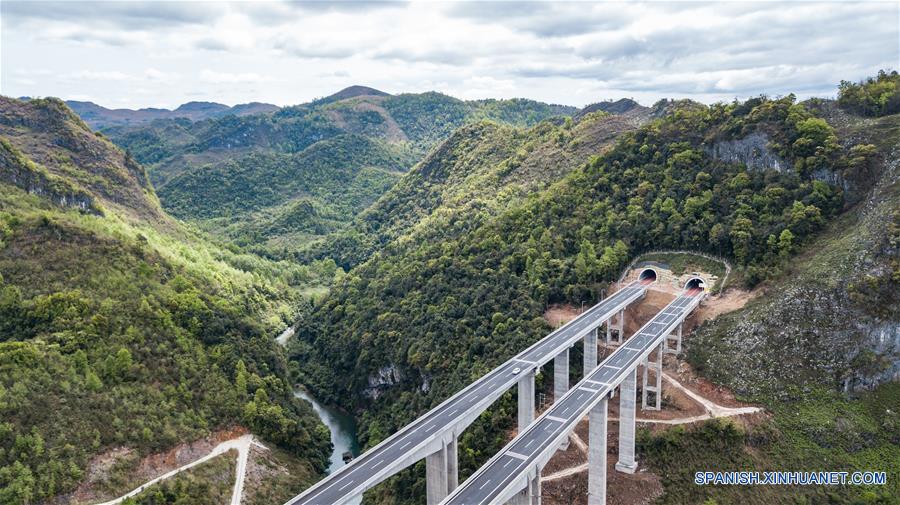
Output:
65 99 281 129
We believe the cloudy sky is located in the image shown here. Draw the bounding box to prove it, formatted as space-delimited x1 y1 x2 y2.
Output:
2 1 898 109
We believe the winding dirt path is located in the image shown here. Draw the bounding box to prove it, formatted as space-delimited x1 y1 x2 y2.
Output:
544 374 762 480
95 434 267 505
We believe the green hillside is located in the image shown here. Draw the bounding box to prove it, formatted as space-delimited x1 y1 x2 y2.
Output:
289 88 896 503
0 97 332 503
101 90 577 256
301 105 652 270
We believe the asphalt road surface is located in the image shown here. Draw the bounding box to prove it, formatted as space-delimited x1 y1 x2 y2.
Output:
285 282 648 505
442 290 702 505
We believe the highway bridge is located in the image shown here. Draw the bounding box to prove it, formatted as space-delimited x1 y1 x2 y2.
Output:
442 282 704 505
285 279 652 505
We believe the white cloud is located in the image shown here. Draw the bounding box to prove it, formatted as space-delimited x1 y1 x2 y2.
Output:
199 70 274 85
1 1 896 108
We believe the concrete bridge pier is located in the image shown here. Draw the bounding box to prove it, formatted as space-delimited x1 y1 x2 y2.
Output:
554 349 570 449
425 435 458 504
528 473 541 505
665 322 683 354
641 342 663 411
588 397 608 505
615 368 638 474
506 471 540 505
518 368 535 431
584 327 598 376
605 310 625 345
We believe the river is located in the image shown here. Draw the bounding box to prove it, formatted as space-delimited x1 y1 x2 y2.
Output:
278 327 362 503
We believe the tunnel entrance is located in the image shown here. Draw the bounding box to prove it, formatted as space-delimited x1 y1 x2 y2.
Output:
639 268 658 284
684 277 706 292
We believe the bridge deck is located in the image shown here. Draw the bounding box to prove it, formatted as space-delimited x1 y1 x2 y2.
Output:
285 282 648 505
442 291 702 505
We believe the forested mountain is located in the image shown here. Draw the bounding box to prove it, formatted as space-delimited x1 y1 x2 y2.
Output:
98 88 577 256
0 97 333 503
66 100 280 129
5 72 896 505
301 101 656 270
289 76 898 504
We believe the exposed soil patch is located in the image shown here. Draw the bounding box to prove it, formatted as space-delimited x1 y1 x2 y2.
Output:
542 419 664 505
541 436 587 475
686 286 759 331
544 303 581 326
667 360 750 409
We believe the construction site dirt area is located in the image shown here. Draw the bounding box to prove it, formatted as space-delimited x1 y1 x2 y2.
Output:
535 266 762 505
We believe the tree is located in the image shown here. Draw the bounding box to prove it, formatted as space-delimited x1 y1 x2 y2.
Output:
730 217 754 264
777 229 794 258
574 240 597 283
235 359 248 395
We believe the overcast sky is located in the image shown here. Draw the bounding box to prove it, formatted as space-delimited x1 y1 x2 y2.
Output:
2 1 898 109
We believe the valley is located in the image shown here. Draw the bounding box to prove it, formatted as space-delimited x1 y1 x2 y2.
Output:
1 70 897 505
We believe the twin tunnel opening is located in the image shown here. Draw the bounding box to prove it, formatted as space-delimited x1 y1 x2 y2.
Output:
638 268 657 283
638 267 706 292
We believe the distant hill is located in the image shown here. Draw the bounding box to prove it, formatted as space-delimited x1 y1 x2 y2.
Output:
313 85 391 105
95 90 578 255
65 99 280 129
576 98 645 117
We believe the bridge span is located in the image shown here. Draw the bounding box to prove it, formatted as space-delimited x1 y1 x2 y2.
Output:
441 285 704 505
285 281 650 505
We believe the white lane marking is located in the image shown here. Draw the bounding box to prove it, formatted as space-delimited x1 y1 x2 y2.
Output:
579 386 600 393
479 479 493 490
525 439 535 449
502 459 514 469
546 415 567 423
371 458 385 469
507 451 529 461
339 480 356 492
398 440 412 450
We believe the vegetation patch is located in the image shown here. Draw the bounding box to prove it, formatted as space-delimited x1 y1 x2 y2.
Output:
120 450 236 505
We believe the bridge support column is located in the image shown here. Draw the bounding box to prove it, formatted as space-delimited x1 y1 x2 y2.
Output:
642 342 663 411
588 397 608 505
447 436 458 492
605 310 625 345
616 309 625 343
425 443 448 504
528 473 541 505
665 322 683 354
425 435 458 504
584 327 597 376
554 349 569 449
518 368 535 431
615 368 638 474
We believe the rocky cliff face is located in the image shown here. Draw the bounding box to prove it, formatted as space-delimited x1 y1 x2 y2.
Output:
706 131 787 172
689 116 899 397
0 139 101 214
0 97 163 222
364 363 404 400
